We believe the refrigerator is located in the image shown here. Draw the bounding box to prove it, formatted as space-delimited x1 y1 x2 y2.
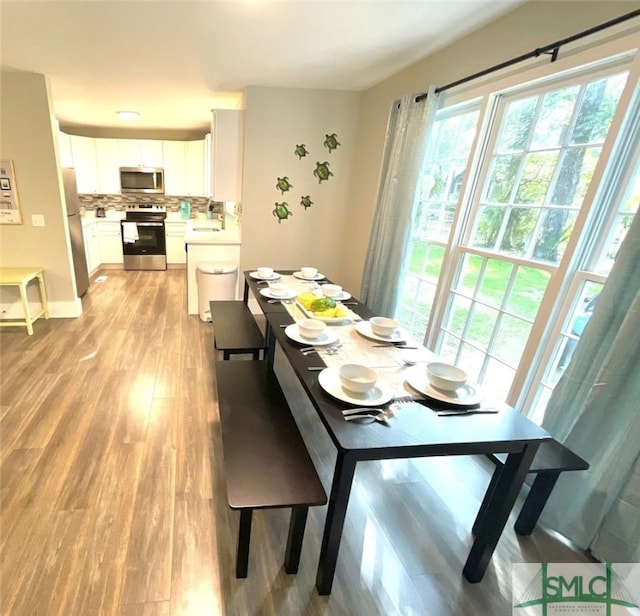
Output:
62 168 90 297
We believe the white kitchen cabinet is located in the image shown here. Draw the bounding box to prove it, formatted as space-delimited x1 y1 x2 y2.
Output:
165 221 187 264
58 132 74 168
185 140 205 196
162 140 186 196
70 135 99 193
94 139 120 193
83 221 101 275
96 221 123 264
118 139 163 167
210 109 244 201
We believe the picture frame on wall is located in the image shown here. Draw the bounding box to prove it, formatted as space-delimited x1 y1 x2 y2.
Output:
0 160 23 224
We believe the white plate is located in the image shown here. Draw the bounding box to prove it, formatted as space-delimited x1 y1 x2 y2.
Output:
324 290 351 301
405 366 482 406
284 324 339 346
355 320 407 343
293 271 325 281
259 287 296 300
296 300 353 324
250 271 281 280
317 367 393 407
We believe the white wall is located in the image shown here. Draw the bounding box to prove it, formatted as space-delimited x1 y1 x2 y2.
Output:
342 0 638 295
240 86 362 284
0 70 80 317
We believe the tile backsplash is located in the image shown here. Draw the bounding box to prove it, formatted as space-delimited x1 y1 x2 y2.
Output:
78 193 211 214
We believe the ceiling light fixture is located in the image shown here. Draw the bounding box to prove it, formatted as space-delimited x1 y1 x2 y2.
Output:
117 110 140 121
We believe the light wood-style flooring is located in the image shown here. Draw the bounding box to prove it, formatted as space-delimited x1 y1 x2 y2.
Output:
0 270 589 615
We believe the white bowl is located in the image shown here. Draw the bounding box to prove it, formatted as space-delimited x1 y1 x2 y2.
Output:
370 316 399 337
339 364 377 394
257 266 273 278
426 362 468 392
301 266 318 279
269 283 289 297
321 284 342 298
297 318 327 339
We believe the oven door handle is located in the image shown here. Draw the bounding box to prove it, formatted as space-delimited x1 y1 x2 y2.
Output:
126 222 165 227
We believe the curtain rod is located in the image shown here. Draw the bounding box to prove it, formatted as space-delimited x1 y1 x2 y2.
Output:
415 8 640 103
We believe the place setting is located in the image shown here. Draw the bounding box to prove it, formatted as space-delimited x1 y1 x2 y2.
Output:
292 266 326 281
259 281 297 300
403 361 493 414
284 318 340 347
250 266 281 281
317 363 394 409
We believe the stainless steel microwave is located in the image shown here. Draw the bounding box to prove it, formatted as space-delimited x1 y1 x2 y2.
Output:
119 167 164 194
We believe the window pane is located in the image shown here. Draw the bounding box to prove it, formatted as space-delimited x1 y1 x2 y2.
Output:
497 96 536 152
530 85 579 149
466 303 498 347
499 206 539 256
506 266 550 320
596 155 640 274
514 152 559 204
472 206 506 249
446 294 472 338
485 155 521 202
477 259 513 308
493 315 532 366
570 73 627 144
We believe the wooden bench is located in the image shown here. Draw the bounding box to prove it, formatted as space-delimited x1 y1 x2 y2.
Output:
209 300 265 360
474 439 589 536
215 360 327 577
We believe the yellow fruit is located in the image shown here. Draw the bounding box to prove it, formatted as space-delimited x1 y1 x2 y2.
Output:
314 308 336 318
297 293 317 310
335 306 348 317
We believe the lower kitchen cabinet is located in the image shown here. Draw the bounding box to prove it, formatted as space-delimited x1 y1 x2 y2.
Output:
96 221 123 265
83 221 101 275
165 221 187 264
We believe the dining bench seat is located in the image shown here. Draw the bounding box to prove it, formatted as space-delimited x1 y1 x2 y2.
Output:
475 438 589 536
215 360 327 578
209 300 265 360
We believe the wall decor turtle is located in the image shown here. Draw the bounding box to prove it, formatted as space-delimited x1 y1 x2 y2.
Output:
323 133 341 153
273 202 293 223
300 195 313 210
276 176 293 194
294 144 309 159
313 161 333 183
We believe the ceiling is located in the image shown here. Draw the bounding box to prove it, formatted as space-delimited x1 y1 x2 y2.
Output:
1 0 523 134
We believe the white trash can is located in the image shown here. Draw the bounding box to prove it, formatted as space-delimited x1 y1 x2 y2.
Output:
196 262 238 322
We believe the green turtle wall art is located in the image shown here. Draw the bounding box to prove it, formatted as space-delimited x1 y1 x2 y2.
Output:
300 195 313 210
276 176 293 194
323 133 340 153
313 161 333 183
294 144 309 159
273 202 293 223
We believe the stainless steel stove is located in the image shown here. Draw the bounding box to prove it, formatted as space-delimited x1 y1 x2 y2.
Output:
121 204 167 270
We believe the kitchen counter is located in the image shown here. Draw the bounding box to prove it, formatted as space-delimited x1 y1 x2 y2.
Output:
184 220 241 245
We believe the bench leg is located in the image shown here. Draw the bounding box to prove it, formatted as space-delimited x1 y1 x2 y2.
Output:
515 471 560 536
223 350 231 360
236 508 253 578
284 506 309 574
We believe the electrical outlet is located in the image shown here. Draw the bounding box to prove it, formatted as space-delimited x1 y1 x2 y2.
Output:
31 214 45 227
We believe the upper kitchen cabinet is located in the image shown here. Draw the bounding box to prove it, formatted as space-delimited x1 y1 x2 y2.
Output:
210 110 244 202
58 131 73 168
69 135 99 193
163 139 206 196
94 139 120 193
118 139 163 167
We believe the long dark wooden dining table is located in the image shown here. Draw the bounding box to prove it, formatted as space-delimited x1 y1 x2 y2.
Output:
242 270 551 595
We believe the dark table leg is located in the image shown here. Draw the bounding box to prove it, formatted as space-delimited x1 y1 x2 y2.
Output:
472 464 501 536
243 279 249 304
265 321 276 369
284 505 309 574
514 471 560 535
236 508 253 578
316 452 357 595
463 442 540 583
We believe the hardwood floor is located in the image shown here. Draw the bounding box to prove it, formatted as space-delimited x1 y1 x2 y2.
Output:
0 270 589 615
